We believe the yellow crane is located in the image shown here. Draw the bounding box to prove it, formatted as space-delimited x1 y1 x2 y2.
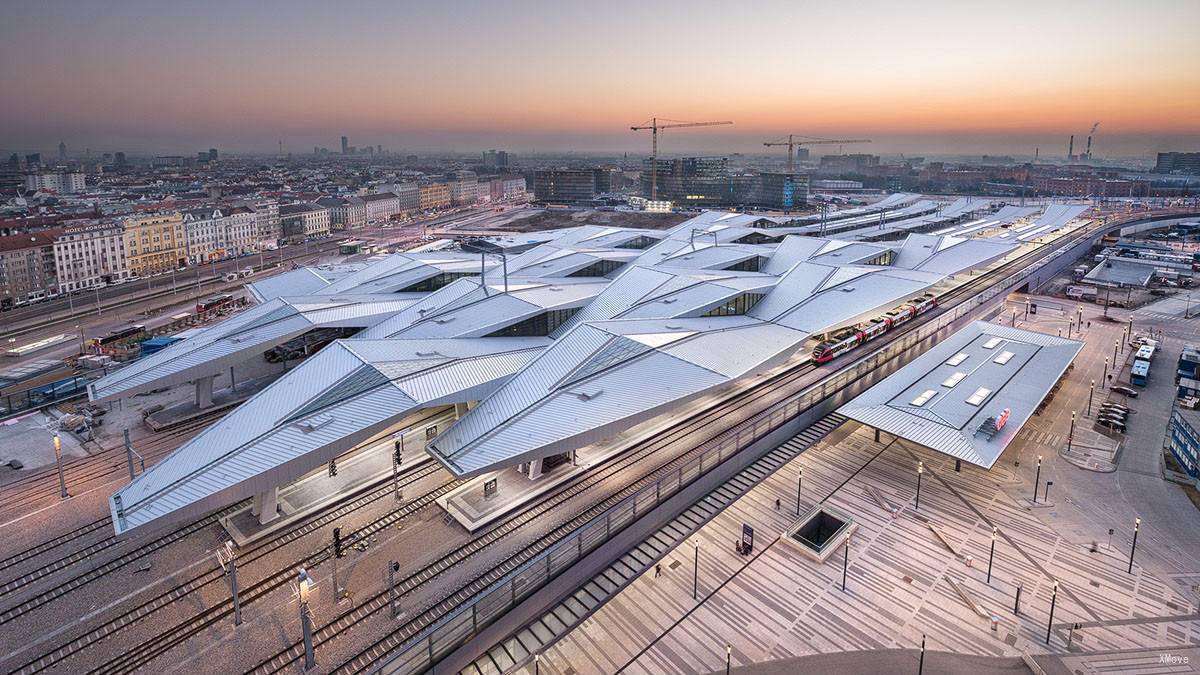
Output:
763 135 872 173
631 118 733 201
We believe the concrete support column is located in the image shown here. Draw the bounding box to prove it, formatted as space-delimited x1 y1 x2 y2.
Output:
454 402 469 419
196 375 214 409
527 458 543 481
255 487 279 525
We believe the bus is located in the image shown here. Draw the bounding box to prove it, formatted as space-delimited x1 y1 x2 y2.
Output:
196 294 233 314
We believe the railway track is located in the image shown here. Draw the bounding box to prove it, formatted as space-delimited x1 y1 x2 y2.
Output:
0 461 450 675
0 410 224 515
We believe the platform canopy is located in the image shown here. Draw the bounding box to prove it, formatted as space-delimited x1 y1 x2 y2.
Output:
108 337 548 536
837 321 1083 468
101 202 1045 535
88 294 419 401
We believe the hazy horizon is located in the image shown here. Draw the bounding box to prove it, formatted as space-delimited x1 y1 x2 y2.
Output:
3 0 1198 160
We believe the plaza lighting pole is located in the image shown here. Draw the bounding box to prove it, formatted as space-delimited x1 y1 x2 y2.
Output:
1068 412 1076 453
693 540 699 600
918 634 926 675
987 527 997 584
1113 339 1118 364
1045 581 1059 645
841 538 849 591
1088 380 1094 417
726 645 731 675
916 461 924 510
1103 357 1109 387
796 469 802 517
1032 456 1042 503
1128 517 1141 574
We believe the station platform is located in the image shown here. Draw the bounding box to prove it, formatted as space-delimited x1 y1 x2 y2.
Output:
222 412 454 546
144 372 280 431
437 388 737 533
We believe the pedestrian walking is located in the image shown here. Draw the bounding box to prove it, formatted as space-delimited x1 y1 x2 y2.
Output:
654 563 662 578
774 498 780 510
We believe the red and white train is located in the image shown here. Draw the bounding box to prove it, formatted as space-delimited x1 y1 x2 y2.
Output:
811 293 938 364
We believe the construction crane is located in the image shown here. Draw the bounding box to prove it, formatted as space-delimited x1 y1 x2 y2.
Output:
631 118 732 201
763 135 872 173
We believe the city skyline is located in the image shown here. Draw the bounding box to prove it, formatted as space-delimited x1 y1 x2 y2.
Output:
2 0 1198 158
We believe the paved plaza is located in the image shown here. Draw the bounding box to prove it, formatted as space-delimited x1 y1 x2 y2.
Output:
515 296 1200 675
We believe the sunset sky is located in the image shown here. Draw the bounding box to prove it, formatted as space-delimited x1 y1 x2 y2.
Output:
2 0 1198 158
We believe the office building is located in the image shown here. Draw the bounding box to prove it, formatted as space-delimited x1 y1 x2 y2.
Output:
1179 344 1200 398
818 154 881 173
1169 407 1200 479
122 212 186 275
640 158 746 207
1155 152 1200 175
534 169 611 204
752 172 809 210
53 222 128 292
483 150 510 168
58 142 67 160
341 136 349 154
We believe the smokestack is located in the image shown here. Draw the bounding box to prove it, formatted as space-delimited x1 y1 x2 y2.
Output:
1068 135 1074 161
1085 134 1093 160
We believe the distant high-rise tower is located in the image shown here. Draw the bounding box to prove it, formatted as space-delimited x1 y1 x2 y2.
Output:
208 148 218 161
341 136 349 154
115 151 127 167
58 141 67 160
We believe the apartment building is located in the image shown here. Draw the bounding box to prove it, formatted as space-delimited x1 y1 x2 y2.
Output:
279 203 331 240
24 171 86 194
182 207 225 264
0 230 58 305
360 192 401 224
53 222 128 292
122 212 186 276
418 182 451 211
315 196 367 230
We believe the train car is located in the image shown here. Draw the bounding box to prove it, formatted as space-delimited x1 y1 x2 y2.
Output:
811 293 940 365
196 294 234 314
92 324 146 347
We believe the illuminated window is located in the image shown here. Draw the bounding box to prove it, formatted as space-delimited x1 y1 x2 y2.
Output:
942 372 966 388
993 351 1015 365
945 352 968 366
966 387 992 406
910 389 937 407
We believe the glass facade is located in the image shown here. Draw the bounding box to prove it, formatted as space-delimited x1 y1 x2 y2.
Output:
702 292 765 317
485 308 580 337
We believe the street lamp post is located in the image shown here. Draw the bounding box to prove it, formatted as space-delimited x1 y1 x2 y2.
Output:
1128 517 1141 574
916 461 924 510
693 540 700 600
1032 456 1042 503
1088 380 1094 417
1113 340 1118 364
1068 412 1076 453
1045 581 1059 645
987 527 997 584
725 645 731 675
1103 357 1109 387
53 434 68 499
298 568 315 670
